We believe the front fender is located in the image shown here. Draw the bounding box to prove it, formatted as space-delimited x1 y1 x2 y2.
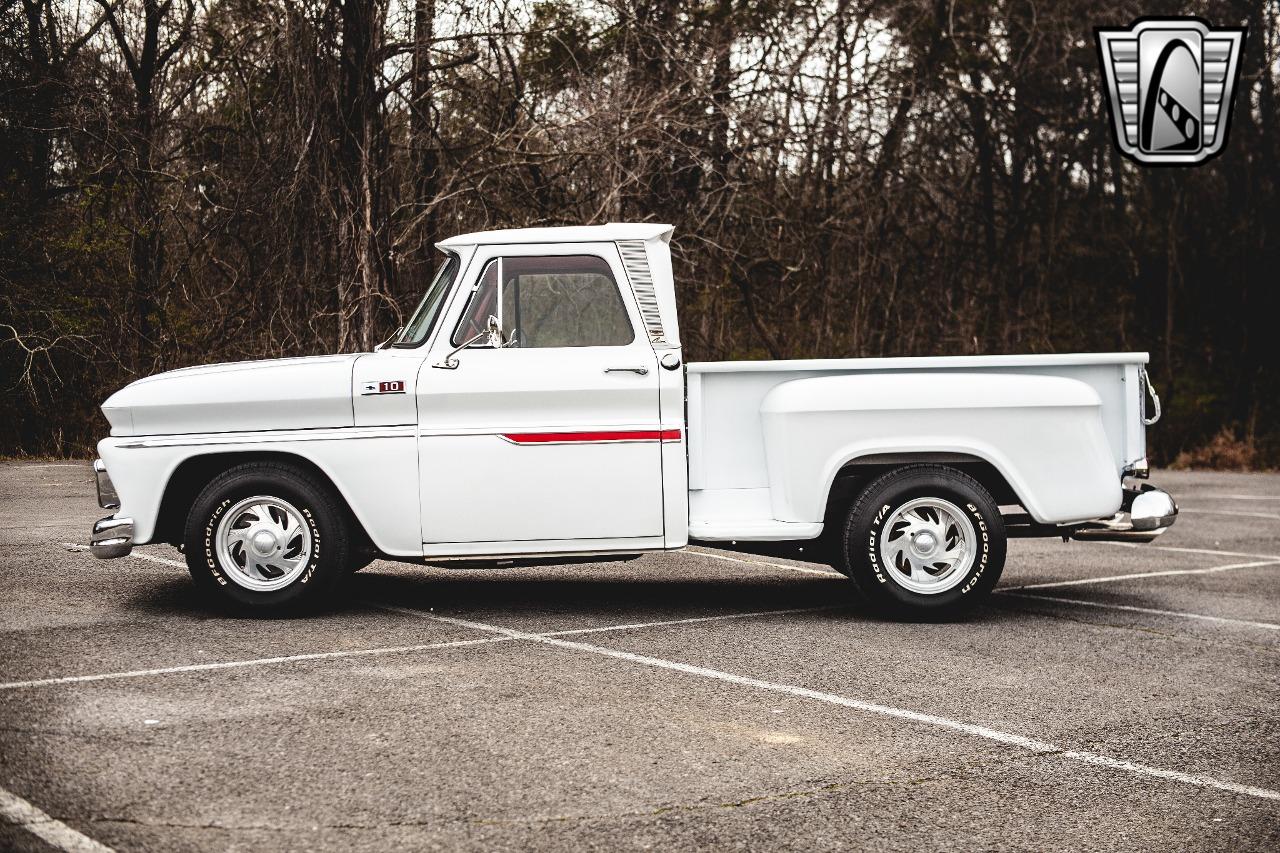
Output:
96 426 421 556
759 372 1121 525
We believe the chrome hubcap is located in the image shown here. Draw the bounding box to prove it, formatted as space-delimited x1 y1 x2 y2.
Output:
215 496 312 592
879 497 976 595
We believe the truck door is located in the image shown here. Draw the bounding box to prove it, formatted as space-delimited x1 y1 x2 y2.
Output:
416 244 667 552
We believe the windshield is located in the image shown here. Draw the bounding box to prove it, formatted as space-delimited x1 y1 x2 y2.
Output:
394 254 459 347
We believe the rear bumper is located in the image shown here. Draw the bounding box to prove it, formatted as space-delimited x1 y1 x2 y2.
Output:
1070 484 1179 543
91 515 134 559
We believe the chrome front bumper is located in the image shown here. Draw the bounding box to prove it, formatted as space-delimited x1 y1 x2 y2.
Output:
91 515 134 559
90 458 132 558
1071 484 1179 543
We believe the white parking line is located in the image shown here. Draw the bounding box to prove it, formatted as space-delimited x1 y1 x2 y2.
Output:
1102 542 1280 561
0 786 113 852
405 609 1280 802
61 543 184 569
1179 508 1280 521
685 547 840 576
7 551 837 690
1002 560 1280 591
0 635 511 691
687 546 1280 631
14 462 85 469
375 603 839 636
999 592 1280 631
1199 494 1280 501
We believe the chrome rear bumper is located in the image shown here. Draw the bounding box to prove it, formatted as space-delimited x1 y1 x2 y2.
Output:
91 516 134 559
1071 484 1178 543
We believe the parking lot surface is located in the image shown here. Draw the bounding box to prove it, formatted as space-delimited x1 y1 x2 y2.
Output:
1 462 1278 851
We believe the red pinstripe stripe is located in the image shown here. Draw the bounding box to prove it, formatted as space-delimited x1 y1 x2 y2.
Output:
501 429 681 444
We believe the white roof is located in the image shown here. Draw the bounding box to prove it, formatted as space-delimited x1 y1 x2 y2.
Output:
437 222 672 249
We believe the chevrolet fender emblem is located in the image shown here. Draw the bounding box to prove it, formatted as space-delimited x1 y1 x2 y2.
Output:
361 380 406 395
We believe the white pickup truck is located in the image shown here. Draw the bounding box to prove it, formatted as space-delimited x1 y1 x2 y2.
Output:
90 223 1177 616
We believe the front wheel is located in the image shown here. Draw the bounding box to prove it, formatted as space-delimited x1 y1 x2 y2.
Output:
183 462 351 614
839 465 1006 618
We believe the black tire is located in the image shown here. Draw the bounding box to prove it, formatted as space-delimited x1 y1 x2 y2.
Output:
183 461 351 614
839 465 1005 618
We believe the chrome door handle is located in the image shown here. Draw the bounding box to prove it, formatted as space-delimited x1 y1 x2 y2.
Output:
604 366 649 376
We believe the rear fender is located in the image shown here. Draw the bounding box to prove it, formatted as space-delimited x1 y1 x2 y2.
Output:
759 372 1121 525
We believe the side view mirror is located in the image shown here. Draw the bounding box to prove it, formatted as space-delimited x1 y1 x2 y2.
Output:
433 316 508 370
483 315 503 348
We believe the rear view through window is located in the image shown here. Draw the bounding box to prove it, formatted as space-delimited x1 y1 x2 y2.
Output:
453 255 634 348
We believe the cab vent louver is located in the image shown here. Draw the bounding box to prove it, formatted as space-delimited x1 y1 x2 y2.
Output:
616 240 666 345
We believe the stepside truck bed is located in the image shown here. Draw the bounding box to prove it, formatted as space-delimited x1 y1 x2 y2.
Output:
686 353 1152 541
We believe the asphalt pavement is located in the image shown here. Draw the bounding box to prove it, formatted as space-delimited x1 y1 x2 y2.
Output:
1 462 1277 851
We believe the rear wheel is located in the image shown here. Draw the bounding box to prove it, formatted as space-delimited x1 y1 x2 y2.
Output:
839 465 1005 618
183 462 350 614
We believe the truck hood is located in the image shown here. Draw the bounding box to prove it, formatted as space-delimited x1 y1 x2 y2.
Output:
102 354 361 436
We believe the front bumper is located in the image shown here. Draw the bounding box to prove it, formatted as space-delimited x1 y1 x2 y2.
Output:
90 458 132 558
1071 484 1179 543
91 515 134 559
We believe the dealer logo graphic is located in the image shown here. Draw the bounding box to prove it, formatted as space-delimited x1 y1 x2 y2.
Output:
1095 18 1246 165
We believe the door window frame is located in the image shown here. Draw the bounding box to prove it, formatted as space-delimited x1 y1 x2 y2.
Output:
450 254 637 349
428 242 649 361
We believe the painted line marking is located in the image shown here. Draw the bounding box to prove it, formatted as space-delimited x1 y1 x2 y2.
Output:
0 602 828 691
0 786 113 852
1101 542 1280 561
11 545 838 690
1179 507 1280 521
689 546 1280 631
375 603 838 636
686 547 840 576
398 608 1280 802
1002 560 1280 591
60 543 185 569
12 462 85 468
1199 494 1280 502
999 592 1280 631
0 636 511 691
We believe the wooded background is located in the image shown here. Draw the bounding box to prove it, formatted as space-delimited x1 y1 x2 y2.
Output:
2 0 1277 465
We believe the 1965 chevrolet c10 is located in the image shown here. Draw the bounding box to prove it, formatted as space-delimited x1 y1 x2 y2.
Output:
90 223 1177 616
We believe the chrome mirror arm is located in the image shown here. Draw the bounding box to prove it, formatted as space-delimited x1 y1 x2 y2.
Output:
432 331 489 370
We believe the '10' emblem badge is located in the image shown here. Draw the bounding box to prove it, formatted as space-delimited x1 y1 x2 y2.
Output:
361 380 406 395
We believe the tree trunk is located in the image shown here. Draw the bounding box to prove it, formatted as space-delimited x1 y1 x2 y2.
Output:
337 0 389 351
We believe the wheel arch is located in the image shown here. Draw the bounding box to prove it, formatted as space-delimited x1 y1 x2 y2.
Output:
154 451 374 551
821 451 1026 527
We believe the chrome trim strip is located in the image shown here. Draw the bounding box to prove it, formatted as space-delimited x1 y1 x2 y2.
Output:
117 424 416 449
616 240 666 345
93 458 120 509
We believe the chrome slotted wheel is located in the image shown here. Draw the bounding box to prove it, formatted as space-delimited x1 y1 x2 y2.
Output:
215 495 312 592
879 497 976 595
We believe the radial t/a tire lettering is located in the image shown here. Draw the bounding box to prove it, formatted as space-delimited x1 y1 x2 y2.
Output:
840 465 1006 618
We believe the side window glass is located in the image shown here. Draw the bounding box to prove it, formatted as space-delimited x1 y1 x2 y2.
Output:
452 255 635 348
452 260 499 346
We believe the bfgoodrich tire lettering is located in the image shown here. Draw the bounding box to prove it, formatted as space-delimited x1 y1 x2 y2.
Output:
183 462 350 613
841 465 1006 618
